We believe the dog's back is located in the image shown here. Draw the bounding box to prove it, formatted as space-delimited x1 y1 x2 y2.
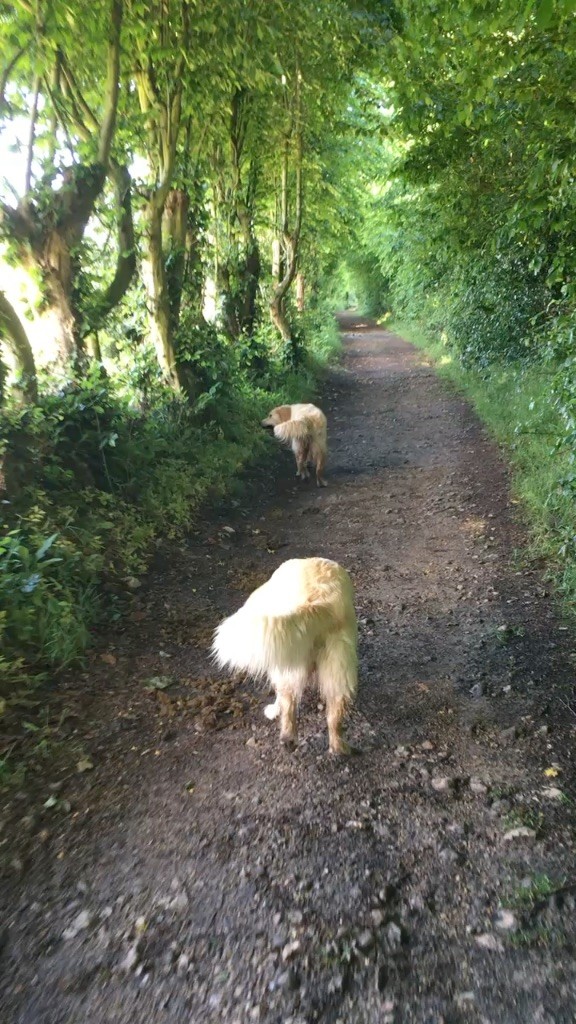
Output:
289 403 327 430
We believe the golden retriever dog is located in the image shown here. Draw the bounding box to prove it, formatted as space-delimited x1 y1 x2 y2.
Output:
212 557 357 754
261 403 328 486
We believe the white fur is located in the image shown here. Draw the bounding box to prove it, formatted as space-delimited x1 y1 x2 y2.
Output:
212 558 357 748
264 699 280 720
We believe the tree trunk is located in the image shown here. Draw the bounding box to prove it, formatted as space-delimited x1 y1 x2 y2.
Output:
269 71 303 357
270 292 293 345
270 233 297 348
235 161 261 336
143 197 195 397
143 201 180 390
269 154 302 358
0 290 37 403
217 261 240 341
37 229 81 364
296 272 305 312
163 188 189 327
87 333 103 363
272 238 281 280
184 213 206 325
239 237 261 336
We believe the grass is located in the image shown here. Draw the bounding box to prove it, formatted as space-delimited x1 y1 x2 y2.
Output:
508 873 558 908
503 806 545 835
391 318 576 614
504 873 562 948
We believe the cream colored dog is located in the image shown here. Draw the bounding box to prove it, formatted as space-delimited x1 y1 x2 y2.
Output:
212 557 357 754
261 403 328 486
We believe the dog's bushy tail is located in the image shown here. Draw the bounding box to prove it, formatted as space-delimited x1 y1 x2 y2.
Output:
211 606 308 678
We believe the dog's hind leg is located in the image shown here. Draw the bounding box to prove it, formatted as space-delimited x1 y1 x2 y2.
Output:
313 445 328 487
278 689 298 749
272 671 307 750
293 440 310 480
317 634 357 755
326 696 351 755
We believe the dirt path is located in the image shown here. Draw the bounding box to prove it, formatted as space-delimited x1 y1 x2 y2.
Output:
2 314 576 1024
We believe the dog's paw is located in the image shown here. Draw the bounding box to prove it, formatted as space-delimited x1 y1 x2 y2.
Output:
281 735 297 752
317 479 328 488
264 701 280 720
329 739 360 756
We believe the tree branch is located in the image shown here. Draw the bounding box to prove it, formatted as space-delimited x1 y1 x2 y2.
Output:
24 74 41 195
84 163 136 333
59 52 100 133
43 72 92 144
98 0 123 165
0 290 38 403
0 45 27 111
0 200 35 246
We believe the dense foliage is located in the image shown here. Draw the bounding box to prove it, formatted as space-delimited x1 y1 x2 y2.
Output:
351 2 576 352
335 1 576 606
0 1 392 695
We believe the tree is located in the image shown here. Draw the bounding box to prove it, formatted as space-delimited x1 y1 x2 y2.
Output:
0 0 124 365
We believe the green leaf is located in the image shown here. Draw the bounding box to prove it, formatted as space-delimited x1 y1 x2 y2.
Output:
535 0 554 27
36 533 59 561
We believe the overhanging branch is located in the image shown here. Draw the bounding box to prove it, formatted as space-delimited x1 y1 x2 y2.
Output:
98 0 123 165
83 163 136 333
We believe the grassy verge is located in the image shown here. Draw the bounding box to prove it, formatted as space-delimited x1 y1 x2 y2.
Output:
391 318 576 612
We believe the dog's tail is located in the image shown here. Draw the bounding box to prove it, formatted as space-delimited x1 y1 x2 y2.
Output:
213 606 357 706
211 606 309 679
272 419 313 446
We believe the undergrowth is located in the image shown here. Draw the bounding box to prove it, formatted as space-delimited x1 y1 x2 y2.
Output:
0 311 340 700
392 318 576 614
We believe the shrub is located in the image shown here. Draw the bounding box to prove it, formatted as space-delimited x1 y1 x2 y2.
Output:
0 312 335 692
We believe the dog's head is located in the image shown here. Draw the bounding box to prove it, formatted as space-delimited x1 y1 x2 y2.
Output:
261 405 292 429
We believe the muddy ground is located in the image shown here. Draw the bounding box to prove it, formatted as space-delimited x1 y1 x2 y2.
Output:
1 314 576 1024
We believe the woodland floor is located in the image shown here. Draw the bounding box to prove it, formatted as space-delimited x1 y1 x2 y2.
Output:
2 314 576 1024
